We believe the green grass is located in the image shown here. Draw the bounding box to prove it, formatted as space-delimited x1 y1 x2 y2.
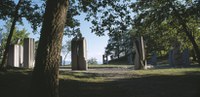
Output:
0 66 200 97
129 68 200 76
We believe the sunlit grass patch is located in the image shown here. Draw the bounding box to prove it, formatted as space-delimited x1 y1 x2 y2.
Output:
129 68 200 76
59 67 200 82
59 71 105 82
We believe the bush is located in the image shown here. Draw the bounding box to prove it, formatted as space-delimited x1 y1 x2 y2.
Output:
87 57 98 65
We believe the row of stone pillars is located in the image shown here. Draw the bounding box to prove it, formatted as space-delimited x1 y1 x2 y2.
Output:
8 38 35 68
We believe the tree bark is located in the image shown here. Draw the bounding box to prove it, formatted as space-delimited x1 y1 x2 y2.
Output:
0 0 23 71
29 0 69 97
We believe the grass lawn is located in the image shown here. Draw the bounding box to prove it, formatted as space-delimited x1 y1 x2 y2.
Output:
0 66 200 97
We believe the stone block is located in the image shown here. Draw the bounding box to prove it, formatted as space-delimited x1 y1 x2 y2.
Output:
71 37 87 70
7 45 23 67
23 38 35 68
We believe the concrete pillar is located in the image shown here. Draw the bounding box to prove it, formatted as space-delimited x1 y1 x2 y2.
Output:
7 44 23 67
19 45 23 67
71 38 78 70
168 50 174 66
182 48 190 66
150 52 157 65
77 38 87 70
23 38 35 68
102 55 105 64
71 37 87 70
8 45 19 67
172 42 182 66
102 55 108 64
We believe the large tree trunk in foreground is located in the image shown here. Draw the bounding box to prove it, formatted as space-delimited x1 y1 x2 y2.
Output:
30 0 69 97
0 0 23 71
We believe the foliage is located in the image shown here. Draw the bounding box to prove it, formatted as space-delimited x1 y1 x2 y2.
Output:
76 0 135 60
105 30 133 59
62 40 71 65
0 21 29 61
130 0 200 57
0 0 44 32
87 57 98 65
62 40 71 54
63 0 135 37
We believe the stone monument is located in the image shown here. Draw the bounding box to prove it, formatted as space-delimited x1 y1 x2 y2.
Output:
23 38 35 68
168 50 174 66
71 37 87 70
8 45 23 67
102 54 108 64
172 42 182 66
150 52 157 65
182 48 190 66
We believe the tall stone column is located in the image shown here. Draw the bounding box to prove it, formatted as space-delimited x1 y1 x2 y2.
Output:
8 45 19 67
71 38 78 70
7 44 23 67
182 48 190 66
71 37 87 70
102 54 108 64
77 38 87 70
168 50 174 66
19 45 23 67
23 38 35 68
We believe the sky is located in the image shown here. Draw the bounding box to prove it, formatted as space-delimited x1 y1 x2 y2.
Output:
62 15 109 64
1 0 136 64
0 15 109 64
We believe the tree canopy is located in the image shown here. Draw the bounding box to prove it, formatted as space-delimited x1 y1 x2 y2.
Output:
130 0 200 64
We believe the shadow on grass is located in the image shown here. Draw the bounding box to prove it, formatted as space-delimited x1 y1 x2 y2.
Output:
0 68 200 97
0 68 32 97
59 71 200 97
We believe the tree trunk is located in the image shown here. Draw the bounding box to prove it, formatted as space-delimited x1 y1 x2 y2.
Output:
29 0 69 97
0 0 23 71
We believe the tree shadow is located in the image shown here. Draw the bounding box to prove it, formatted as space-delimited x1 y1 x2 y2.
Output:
0 68 199 97
0 68 32 97
59 71 200 97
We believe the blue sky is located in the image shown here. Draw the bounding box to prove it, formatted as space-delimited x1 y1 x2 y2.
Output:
63 14 109 64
